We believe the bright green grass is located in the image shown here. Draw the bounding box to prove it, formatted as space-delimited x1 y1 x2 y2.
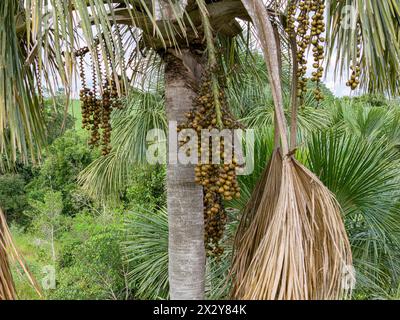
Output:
11 227 53 300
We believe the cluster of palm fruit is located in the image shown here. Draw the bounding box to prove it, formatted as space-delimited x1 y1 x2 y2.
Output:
346 23 362 90
76 45 122 155
179 70 242 257
286 0 326 102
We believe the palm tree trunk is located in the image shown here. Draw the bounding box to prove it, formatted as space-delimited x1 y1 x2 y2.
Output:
164 50 205 300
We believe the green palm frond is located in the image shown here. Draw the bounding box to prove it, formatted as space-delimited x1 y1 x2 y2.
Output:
342 105 392 141
123 207 169 300
0 1 45 166
383 112 400 149
122 205 240 300
231 79 332 143
307 131 400 293
307 131 398 217
328 98 400 147
326 0 400 95
112 89 167 163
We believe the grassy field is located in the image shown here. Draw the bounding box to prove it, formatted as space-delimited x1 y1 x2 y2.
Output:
11 226 52 300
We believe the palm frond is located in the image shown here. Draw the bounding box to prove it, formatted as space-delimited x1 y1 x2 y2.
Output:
229 127 276 213
0 209 42 300
123 207 169 300
307 131 400 292
326 0 400 95
232 155 353 300
0 1 45 165
123 206 238 300
232 0 353 300
230 78 332 146
328 98 400 148
231 149 282 297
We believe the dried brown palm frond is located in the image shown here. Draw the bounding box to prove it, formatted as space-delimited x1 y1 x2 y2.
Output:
232 157 353 300
0 209 42 300
231 149 282 296
0 220 16 300
232 0 354 300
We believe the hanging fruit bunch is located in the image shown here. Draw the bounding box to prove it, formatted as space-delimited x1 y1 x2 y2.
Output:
178 68 242 257
346 22 362 91
286 0 326 103
76 42 123 156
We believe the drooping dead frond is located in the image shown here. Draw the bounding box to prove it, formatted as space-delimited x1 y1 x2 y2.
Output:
231 149 283 297
231 156 353 300
0 209 42 300
232 0 354 300
0 217 16 300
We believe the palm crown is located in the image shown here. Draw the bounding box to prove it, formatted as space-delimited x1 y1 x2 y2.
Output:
2 0 399 162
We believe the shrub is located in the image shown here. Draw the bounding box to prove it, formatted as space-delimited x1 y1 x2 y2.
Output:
0 174 28 222
26 130 97 216
49 212 132 300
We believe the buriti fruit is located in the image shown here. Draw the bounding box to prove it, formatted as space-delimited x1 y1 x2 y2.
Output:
346 22 362 91
77 41 124 156
178 69 242 257
286 0 326 103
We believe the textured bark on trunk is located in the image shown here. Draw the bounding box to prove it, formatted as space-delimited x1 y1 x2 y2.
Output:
164 50 205 300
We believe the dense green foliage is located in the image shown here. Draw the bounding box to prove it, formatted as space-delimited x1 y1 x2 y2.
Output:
125 165 166 211
3 100 167 299
0 174 28 222
26 130 96 216
3 90 400 300
51 212 130 300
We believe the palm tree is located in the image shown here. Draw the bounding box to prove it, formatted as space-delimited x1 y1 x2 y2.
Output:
1 0 400 299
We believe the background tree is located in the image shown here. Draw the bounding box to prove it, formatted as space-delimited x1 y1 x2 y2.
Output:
26 191 65 263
